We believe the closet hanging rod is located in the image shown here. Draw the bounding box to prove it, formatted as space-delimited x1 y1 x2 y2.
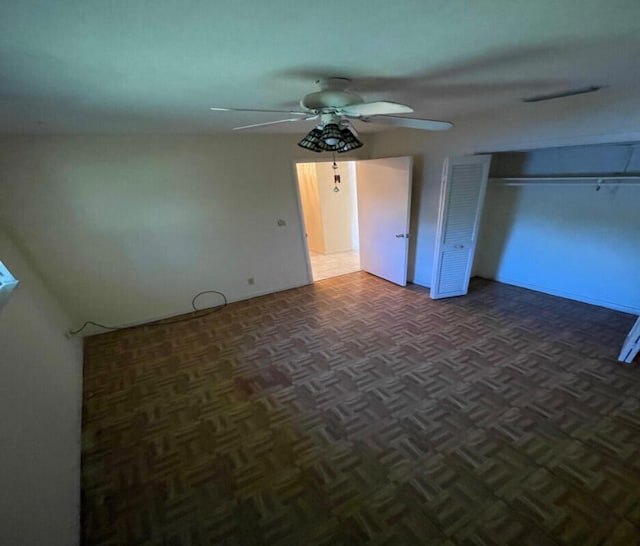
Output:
490 176 640 187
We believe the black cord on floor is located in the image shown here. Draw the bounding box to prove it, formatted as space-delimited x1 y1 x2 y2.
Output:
67 290 227 336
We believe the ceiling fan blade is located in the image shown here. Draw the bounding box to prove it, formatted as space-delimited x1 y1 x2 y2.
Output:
211 107 310 116
233 118 310 130
363 115 453 131
342 101 413 116
339 119 359 137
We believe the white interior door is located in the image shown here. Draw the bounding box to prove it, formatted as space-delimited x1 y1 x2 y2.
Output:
356 156 412 286
431 155 491 299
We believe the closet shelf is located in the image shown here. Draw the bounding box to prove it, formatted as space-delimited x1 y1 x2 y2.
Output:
490 175 640 186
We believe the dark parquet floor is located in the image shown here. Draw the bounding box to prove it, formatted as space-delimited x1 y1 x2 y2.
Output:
82 273 640 545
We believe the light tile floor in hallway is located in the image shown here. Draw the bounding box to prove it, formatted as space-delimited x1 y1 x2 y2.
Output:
309 250 360 281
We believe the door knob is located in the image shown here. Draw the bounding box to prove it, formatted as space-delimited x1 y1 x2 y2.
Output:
395 234 405 238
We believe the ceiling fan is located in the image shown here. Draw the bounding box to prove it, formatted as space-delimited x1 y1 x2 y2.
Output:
210 77 453 153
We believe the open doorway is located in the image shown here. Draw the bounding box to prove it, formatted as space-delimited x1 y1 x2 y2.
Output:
296 156 413 286
296 160 361 281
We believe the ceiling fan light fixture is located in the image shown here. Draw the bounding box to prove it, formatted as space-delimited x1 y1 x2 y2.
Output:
298 124 363 153
320 123 346 147
297 127 324 152
337 128 363 153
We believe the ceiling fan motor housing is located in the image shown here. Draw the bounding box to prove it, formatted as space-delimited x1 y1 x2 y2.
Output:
301 90 365 110
300 78 364 111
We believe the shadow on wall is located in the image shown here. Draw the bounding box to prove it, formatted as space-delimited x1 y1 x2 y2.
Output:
475 181 640 313
475 183 522 280
473 142 640 313
406 154 423 282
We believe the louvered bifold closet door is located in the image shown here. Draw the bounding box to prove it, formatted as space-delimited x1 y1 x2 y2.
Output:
430 155 491 299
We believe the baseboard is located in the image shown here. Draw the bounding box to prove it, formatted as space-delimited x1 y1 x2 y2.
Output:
489 275 640 316
234 281 312 303
75 280 313 337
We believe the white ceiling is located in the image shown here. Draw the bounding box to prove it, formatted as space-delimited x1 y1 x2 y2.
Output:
2 0 640 134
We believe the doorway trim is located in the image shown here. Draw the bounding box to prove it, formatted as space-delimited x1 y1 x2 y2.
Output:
290 160 315 284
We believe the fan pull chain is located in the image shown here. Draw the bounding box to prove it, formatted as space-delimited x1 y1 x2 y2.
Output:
332 153 341 192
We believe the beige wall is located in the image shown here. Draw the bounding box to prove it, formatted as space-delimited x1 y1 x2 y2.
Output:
315 161 358 254
0 135 364 330
296 163 325 253
0 227 82 546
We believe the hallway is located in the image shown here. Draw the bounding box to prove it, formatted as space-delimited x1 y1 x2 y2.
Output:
309 250 360 281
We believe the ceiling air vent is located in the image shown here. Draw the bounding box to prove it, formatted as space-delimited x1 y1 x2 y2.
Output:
523 86 604 103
